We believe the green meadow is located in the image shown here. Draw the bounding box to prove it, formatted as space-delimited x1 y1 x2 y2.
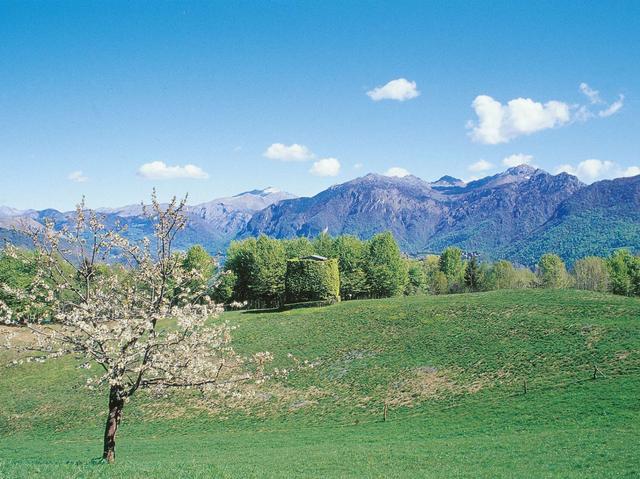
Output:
1 289 639 478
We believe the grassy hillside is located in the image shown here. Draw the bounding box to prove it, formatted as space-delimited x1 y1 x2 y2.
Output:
1 290 639 477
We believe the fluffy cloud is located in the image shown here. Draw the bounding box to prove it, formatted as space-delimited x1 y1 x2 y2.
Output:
309 158 341 177
469 95 571 144
502 153 534 167
137 161 209 180
384 167 411 177
367 78 420 102
555 159 612 181
264 143 342 177
555 159 640 182
353 162 364 170
469 83 625 145
68 170 88 183
468 159 494 172
263 143 313 162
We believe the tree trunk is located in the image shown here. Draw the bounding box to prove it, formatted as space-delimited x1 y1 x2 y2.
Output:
103 386 125 464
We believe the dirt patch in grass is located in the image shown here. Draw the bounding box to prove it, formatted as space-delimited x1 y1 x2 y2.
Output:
581 324 604 350
386 366 488 407
137 383 331 420
616 351 630 361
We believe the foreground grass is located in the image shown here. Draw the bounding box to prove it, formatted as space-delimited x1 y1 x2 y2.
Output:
1 290 639 477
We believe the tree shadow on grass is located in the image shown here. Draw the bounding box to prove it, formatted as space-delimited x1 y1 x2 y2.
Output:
240 308 283 315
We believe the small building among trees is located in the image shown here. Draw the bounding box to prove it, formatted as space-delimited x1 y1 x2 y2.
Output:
285 255 340 304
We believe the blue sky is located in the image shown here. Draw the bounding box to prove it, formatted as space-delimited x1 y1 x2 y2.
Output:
1 1 639 210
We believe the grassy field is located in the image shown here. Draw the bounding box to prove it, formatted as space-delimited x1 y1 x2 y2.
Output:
1 289 639 478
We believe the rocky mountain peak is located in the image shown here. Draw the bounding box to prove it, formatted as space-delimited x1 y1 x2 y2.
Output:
504 164 538 176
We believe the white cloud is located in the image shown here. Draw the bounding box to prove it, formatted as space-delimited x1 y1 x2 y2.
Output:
367 78 420 102
555 159 640 182
599 95 624 117
469 95 571 144
68 170 88 183
384 167 411 177
579 82 602 104
137 161 209 180
469 84 625 144
353 162 364 170
555 159 613 182
468 159 494 172
502 153 534 167
263 143 313 162
309 158 341 177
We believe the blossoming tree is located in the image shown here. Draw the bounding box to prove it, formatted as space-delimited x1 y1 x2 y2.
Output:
0 193 272 463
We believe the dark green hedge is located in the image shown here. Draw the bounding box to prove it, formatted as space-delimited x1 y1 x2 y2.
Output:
285 258 340 303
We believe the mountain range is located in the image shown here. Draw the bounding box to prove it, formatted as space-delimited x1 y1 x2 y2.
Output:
2 165 639 266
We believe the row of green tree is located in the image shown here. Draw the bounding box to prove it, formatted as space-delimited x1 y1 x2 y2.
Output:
212 233 640 306
404 249 640 297
2 233 640 314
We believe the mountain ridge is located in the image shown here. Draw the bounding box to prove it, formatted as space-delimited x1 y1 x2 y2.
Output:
2 168 639 265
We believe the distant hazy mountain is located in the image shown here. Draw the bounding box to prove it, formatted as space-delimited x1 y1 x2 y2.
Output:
176 188 297 252
0 206 31 217
2 168 640 265
187 187 295 239
1 188 296 254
